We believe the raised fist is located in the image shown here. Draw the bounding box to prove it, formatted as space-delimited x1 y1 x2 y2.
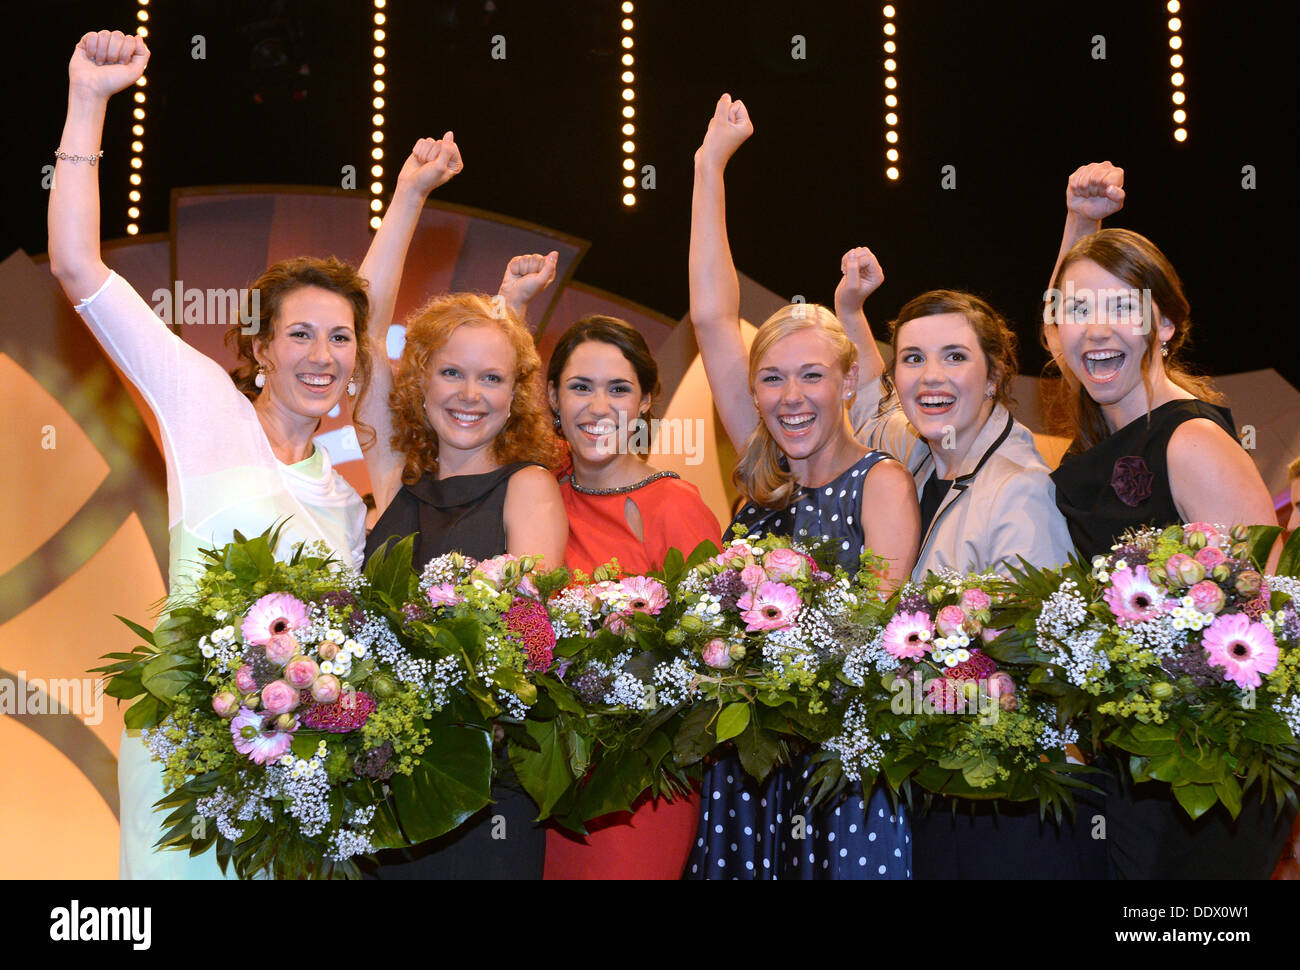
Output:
1066 161 1125 221
696 93 754 168
499 251 559 310
69 30 149 99
834 246 885 312
396 133 463 197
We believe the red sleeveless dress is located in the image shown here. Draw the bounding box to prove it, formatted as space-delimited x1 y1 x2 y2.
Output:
545 468 721 880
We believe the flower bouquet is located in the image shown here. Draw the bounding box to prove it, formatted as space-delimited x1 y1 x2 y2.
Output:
96 525 463 878
841 572 1095 819
658 531 891 793
999 523 1300 819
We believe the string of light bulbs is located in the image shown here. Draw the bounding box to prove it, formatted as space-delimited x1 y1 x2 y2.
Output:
620 3 636 207
883 5 900 181
127 0 150 235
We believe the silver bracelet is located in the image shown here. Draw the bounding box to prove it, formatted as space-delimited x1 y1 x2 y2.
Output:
54 149 104 165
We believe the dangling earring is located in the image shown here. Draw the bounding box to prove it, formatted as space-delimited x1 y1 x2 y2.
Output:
985 386 995 400
552 413 563 431
254 366 266 389
346 378 357 397
1160 342 1169 358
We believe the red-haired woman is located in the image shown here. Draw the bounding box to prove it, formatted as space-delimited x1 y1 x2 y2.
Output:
354 152 567 879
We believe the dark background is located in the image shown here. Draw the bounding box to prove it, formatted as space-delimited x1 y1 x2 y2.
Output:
3 0 1295 384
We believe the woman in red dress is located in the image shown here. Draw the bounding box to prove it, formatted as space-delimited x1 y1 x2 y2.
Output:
515 288 721 877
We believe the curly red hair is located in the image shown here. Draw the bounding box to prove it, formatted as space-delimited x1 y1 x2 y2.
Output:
389 292 558 483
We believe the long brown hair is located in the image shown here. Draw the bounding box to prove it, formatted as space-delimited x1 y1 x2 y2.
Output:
733 303 857 509
1042 228 1221 451
883 289 1018 412
225 255 374 447
389 292 558 483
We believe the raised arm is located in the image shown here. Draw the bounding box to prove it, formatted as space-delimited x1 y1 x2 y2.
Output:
497 251 559 331
833 246 888 394
48 30 149 300
689 94 757 452
1046 161 1125 297
357 135 463 515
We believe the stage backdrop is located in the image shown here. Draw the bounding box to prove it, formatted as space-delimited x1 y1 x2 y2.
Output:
2 188 1297 878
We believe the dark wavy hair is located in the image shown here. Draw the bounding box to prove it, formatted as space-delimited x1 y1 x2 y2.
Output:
883 289 1019 413
224 255 374 447
389 292 558 483
545 314 662 446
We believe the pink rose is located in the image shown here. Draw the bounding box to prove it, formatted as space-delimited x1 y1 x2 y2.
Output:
740 564 767 590
980 626 1007 644
318 642 340 661
284 656 320 690
986 671 1017 711
702 639 732 669
310 674 342 704
763 547 811 583
261 679 300 715
935 605 968 638
959 588 992 615
234 665 257 693
1176 558 1206 586
212 691 240 718
1184 522 1224 547
1162 553 1193 585
1189 580 1227 615
265 632 299 667
711 544 749 568
426 582 462 608
1194 546 1226 569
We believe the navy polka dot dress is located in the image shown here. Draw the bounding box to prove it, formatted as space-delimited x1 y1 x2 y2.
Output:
685 451 911 880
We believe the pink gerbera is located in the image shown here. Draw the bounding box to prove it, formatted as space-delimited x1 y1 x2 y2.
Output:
736 581 801 632
241 592 309 646
1103 566 1169 626
427 582 463 609
620 576 669 615
1202 613 1278 689
230 707 296 764
504 598 557 671
882 610 934 660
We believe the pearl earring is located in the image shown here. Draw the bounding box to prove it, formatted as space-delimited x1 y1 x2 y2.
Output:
1161 342 1169 358
346 378 357 397
254 366 266 389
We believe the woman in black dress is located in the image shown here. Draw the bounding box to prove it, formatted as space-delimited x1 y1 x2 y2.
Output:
1043 163 1289 878
354 142 568 877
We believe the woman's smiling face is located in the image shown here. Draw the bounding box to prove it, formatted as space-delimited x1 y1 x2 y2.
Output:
1049 258 1175 428
752 328 854 463
892 312 995 463
422 321 516 460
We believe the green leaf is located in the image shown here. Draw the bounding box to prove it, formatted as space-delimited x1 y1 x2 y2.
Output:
672 703 717 767
1241 709 1297 746
684 539 721 570
389 721 492 843
1214 775 1243 820
103 669 144 700
113 614 159 647
732 720 781 782
123 695 163 729
1245 524 1283 573
715 702 751 743
1276 526 1300 579
1172 782 1219 820
507 719 575 818
533 676 585 715
363 533 418 603
660 546 686 586
576 747 653 820
140 653 198 702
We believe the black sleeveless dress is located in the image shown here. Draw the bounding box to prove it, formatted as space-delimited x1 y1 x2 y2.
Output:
1052 399 1296 879
363 462 548 879
686 451 912 879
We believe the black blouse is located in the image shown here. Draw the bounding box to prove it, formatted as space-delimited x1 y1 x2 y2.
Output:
1050 399 1235 562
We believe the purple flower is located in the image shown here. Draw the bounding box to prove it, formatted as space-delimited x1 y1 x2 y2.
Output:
1110 456 1154 508
231 708 295 765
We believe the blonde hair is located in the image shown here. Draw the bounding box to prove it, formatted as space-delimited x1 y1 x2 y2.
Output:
389 292 558 483
1043 228 1222 452
733 303 857 509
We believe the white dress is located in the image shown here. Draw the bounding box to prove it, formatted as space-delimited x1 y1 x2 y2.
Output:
75 272 366 879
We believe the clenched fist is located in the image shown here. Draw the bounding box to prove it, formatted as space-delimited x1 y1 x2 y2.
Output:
70 30 150 99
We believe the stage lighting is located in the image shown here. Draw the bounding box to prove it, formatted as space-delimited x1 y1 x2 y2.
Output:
623 193 636 207
621 9 637 209
883 5 900 181
370 2 386 231
128 0 149 235
1168 11 1187 141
